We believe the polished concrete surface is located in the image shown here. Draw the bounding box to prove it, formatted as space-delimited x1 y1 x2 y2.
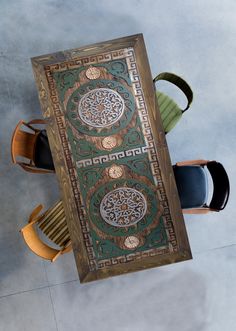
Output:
0 1 236 330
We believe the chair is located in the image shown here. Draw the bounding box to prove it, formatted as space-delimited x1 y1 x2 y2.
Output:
153 72 193 133
173 160 230 214
20 201 72 262
11 119 55 173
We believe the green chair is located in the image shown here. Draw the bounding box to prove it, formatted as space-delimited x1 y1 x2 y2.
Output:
153 72 193 133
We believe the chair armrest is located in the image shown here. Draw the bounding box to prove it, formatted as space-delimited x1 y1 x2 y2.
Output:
25 119 46 132
182 208 218 214
176 159 210 167
29 204 44 223
19 162 55 174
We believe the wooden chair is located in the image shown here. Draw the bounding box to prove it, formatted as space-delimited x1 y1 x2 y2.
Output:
11 119 55 173
153 72 193 134
20 201 72 262
173 159 230 214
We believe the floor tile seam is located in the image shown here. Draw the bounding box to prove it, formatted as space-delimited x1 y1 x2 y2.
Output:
0 284 50 300
193 243 236 255
42 261 60 331
1 243 236 301
48 286 60 331
48 278 79 289
0 278 78 301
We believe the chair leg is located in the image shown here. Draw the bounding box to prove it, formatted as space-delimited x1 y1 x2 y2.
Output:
51 251 62 262
62 242 73 254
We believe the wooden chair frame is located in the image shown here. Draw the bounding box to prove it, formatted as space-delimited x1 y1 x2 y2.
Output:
11 119 54 174
20 204 72 262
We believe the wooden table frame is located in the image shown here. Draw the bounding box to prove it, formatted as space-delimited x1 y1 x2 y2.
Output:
32 34 192 283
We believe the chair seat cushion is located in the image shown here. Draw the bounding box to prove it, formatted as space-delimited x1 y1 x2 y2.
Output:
34 130 55 171
173 165 208 209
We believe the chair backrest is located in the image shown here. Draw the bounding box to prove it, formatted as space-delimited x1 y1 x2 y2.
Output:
20 201 71 262
11 119 54 174
38 201 70 248
207 161 230 211
174 159 230 214
11 120 37 163
153 72 193 133
156 91 183 133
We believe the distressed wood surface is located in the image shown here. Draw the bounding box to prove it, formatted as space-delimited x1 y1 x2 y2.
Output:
31 34 192 283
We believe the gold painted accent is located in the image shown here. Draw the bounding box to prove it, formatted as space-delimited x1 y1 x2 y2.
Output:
108 165 123 179
85 67 101 80
124 236 140 249
102 136 117 149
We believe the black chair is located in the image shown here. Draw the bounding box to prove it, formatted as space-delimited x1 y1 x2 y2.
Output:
173 159 230 214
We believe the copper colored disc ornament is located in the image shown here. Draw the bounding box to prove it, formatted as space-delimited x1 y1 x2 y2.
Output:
108 165 123 179
85 67 101 80
102 136 117 149
124 236 140 249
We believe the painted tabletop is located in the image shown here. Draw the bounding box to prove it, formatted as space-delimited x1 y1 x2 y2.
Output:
32 34 192 283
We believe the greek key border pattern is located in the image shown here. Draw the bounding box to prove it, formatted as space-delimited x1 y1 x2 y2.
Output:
44 66 98 271
76 146 148 168
98 246 169 269
45 48 127 72
45 48 178 271
125 48 178 253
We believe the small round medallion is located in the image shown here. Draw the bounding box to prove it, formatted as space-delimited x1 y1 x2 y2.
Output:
85 67 101 80
108 165 123 179
124 236 140 249
102 136 117 149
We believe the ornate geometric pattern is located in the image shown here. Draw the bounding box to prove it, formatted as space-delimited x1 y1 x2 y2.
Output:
66 79 135 137
76 146 148 168
100 187 147 227
78 88 125 128
41 46 178 272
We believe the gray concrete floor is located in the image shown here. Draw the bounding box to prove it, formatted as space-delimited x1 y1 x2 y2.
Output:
0 1 236 330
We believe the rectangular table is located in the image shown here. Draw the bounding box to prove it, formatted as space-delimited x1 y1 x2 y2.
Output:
32 34 192 283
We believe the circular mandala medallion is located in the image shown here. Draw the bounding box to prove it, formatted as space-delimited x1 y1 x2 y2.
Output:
100 187 147 227
85 67 101 80
78 88 125 128
124 236 140 249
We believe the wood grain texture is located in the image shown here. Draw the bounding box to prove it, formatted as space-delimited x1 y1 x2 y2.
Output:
31 34 192 283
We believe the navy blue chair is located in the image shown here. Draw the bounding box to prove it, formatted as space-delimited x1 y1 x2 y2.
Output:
173 160 230 214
